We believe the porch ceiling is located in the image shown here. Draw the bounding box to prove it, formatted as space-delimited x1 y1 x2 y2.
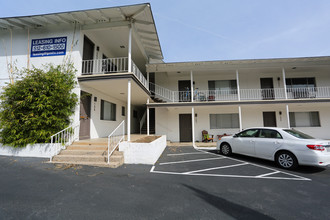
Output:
0 3 163 61
79 75 150 105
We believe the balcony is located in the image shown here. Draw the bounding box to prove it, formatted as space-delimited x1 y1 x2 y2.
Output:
81 57 148 89
149 83 330 103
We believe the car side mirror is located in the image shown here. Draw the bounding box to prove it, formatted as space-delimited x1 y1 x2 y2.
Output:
233 134 238 138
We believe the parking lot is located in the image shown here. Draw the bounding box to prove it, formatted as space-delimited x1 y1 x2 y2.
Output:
1 146 330 219
152 147 310 181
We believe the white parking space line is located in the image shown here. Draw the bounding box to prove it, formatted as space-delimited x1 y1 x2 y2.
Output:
184 163 248 174
159 157 225 165
256 171 280 177
167 152 206 156
152 148 311 181
150 167 310 181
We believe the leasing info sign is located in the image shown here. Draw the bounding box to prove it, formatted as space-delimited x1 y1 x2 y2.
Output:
31 36 67 57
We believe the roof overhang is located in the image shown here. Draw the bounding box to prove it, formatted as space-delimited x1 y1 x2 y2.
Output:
0 3 163 60
147 56 330 73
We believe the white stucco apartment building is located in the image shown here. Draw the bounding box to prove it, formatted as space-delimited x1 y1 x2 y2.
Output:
0 3 329 149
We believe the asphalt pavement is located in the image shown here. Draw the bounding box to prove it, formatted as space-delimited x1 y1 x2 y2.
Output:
0 146 330 220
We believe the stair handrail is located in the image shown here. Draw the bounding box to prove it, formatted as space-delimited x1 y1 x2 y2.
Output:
139 110 147 134
49 122 80 162
149 82 174 102
108 120 125 164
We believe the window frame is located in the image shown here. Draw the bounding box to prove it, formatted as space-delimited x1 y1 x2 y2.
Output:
209 113 239 129
100 99 116 121
289 111 320 127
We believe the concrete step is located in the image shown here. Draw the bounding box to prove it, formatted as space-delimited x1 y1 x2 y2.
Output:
112 151 124 156
51 161 123 168
72 141 107 146
59 150 105 156
52 155 106 163
109 155 124 163
66 145 107 151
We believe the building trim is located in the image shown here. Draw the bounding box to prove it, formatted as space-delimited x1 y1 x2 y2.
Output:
78 73 151 95
147 98 330 108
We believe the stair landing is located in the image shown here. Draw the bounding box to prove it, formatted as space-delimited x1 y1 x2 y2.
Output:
51 139 124 168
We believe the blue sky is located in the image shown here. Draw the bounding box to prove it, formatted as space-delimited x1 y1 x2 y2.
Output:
1 0 330 62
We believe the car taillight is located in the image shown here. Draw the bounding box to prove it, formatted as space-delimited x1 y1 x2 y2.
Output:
306 145 325 151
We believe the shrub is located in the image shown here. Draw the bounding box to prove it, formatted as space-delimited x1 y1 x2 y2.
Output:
0 62 78 147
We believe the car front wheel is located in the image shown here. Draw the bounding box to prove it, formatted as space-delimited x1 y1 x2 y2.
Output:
276 151 298 169
220 143 232 156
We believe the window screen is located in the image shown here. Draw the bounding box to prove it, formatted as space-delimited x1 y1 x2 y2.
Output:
210 114 239 129
289 112 320 127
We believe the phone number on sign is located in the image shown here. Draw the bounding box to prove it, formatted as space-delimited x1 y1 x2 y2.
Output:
32 44 66 52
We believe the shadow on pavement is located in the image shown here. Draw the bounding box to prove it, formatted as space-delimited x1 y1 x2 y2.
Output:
183 184 275 220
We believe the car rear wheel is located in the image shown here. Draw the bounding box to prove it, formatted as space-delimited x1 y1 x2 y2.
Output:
220 143 232 156
276 151 298 169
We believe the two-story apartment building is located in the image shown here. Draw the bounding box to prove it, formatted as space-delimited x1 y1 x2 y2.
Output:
147 58 330 145
0 3 329 151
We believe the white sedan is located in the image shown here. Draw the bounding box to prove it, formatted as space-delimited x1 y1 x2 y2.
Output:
216 127 330 169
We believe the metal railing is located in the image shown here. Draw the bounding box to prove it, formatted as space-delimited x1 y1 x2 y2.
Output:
286 87 330 99
139 111 147 134
149 86 330 103
240 88 286 100
81 57 149 90
82 57 128 74
107 120 125 164
131 61 148 89
149 82 174 102
49 123 80 161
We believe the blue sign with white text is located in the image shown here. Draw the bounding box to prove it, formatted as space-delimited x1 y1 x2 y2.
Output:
31 36 67 57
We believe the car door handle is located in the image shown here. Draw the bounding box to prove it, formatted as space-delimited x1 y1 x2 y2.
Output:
249 140 255 143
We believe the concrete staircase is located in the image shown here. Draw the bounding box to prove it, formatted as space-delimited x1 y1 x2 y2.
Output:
52 140 124 168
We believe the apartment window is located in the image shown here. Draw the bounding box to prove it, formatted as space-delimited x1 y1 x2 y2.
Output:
100 100 116 121
286 78 316 89
289 112 320 127
208 80 237 94
210 114 239 129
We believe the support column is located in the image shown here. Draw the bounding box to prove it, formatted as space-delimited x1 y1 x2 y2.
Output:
192 107 195 147
128 24 132 73
286 104 290 128
147 72 150 90
147 99 150 136
236 70 241 101
238 105 242 131
282 68 288 99
127 79 131 141
190 70 194 102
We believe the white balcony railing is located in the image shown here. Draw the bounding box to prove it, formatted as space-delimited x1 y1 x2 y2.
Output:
82 57 128 74
81 57 148 89
131 61 148 89
149 86 330 103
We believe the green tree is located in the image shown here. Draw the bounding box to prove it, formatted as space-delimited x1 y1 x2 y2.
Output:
0 61 78 147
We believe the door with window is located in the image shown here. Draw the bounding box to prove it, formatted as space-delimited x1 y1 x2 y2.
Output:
179 114 192 142
260 78 274 100
79 91 91 140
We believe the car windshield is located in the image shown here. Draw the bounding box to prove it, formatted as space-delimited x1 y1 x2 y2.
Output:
283 129 315 139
